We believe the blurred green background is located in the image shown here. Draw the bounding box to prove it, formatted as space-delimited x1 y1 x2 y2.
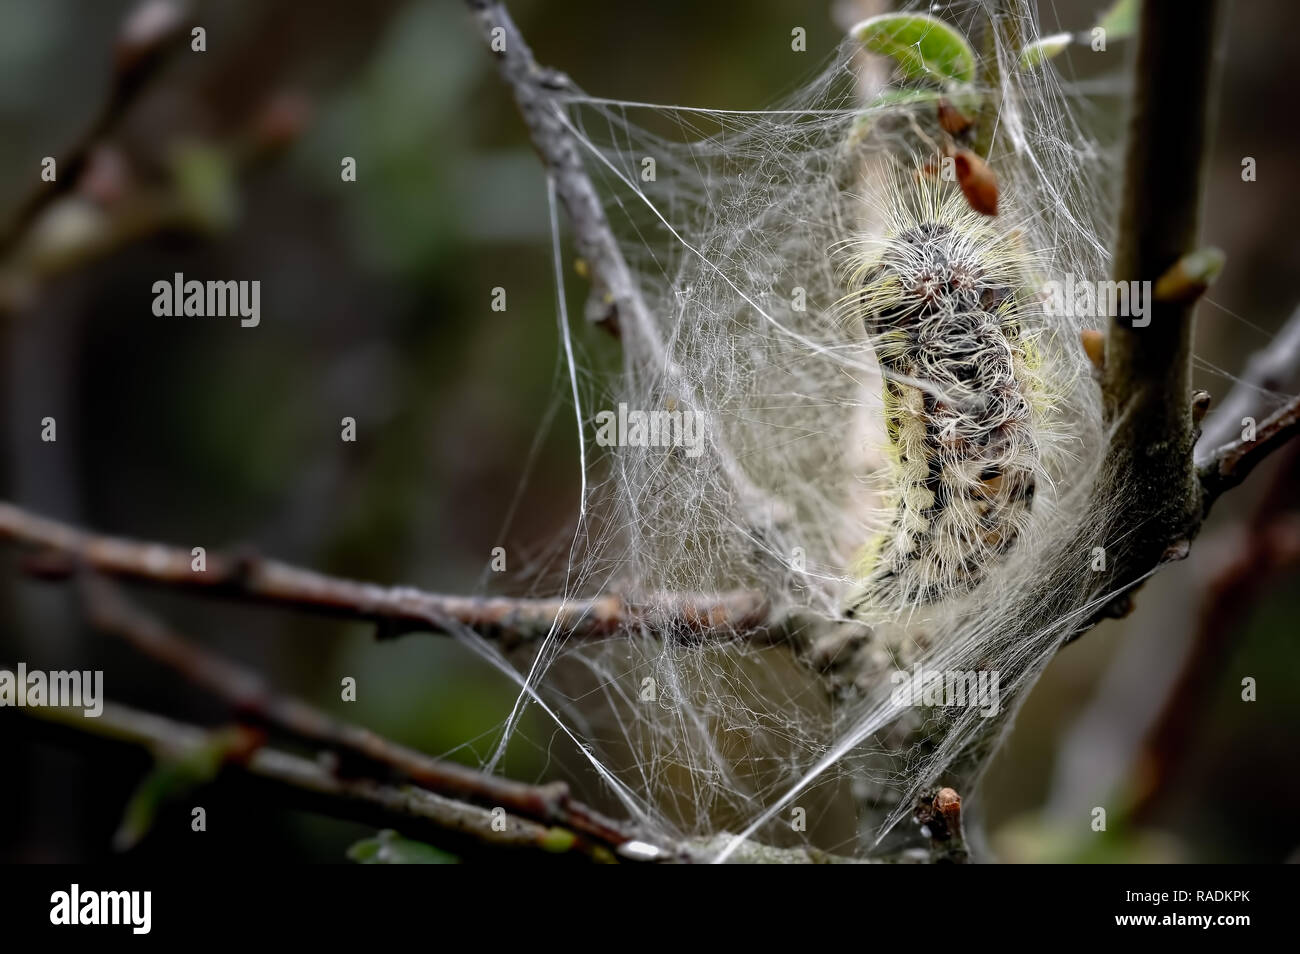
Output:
1 0 1296 862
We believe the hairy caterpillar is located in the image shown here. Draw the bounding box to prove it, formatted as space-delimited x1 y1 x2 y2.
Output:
843 176 1050 620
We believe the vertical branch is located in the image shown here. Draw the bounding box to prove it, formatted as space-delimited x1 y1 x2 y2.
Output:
1101 0 1221 558
463 0 797 528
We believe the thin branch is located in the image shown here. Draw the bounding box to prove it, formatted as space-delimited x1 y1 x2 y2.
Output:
77 574 646 855
0 102 309 313
0 0 187 261
1199 394 1300 509
463 0 797 529
13 695 898 863
0 501 775 645
1196 302 1300 461
1070 323 1300 632
463 0 640 335
6 699 624 862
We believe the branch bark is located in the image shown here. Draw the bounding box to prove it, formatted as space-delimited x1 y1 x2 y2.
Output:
0 501 775 645
462 0 797 529
7 699 623 862
463 0 641 335
1198 395 1300 510
77 574 643 854
1091 0 1222 606
1195 303 1300 458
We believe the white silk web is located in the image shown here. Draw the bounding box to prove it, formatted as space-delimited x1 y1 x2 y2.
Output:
466 0 1134 860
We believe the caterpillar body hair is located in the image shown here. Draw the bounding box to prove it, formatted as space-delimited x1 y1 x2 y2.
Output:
843 174 1051 621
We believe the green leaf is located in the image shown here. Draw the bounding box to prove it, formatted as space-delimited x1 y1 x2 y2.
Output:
112 739 227 852
347 829 458 864
852 13 976 85
539 827 577 854
1096 0 1139 39
1018 32 1073 71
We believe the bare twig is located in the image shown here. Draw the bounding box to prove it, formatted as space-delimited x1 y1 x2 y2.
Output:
463 0 797 528
7 699 624 862
1196 303 1300 458
1044 0 1237 638
1 120 309 307
0 501 776 645
0 0 187 261
77 574 645 854
1198 394 1300 509
463 0 638 335
14 694 901 863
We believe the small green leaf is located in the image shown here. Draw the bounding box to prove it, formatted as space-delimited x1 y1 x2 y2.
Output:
1096 0 1139 39
113 740 227 852
539 827 578 854
347 829 458 864
1018 32 1073 71
852 13 976 85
